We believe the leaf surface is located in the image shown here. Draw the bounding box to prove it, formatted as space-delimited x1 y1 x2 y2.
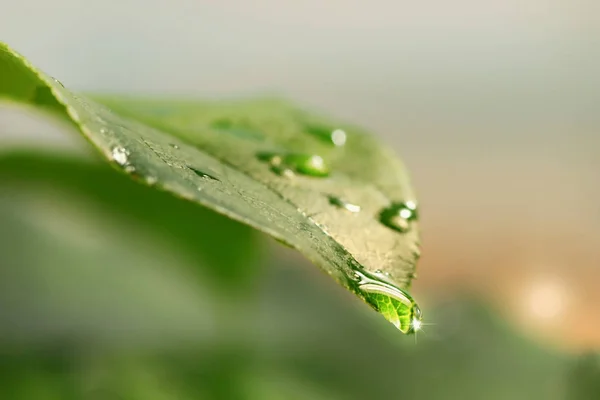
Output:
0 42 421 324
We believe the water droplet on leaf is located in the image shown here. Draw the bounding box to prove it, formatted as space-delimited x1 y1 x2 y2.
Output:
169 143 180 149
258 152 330 177
111 147 129 166
52 77 64 88
379 201 419 233
328 195 361 213
188 166 220 181
306 125 347 147
354 270 422 334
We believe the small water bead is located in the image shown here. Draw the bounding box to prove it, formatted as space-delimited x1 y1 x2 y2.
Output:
306 125 347 147
51 77 65 88
328 195 361 213
258 152 330 178
354 270 422 334
379 201 419 233
187 166 220 181
111 147 129 166
169 143 180 149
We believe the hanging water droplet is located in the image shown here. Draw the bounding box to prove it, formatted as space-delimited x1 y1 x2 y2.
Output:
111 147 129 166
169 143 180 149
354 270 422 334
379 201 419 233
188 166 220 181
306 125 347 147
257 152 330 177
328 195 361 213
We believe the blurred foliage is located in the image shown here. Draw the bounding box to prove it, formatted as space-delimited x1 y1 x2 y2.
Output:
0 151 591 400
567 353 600 400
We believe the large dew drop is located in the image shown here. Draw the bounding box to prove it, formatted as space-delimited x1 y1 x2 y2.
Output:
354 270 422 334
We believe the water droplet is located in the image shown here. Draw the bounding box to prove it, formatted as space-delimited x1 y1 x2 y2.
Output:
146 176 158 185
331 129 347 146
405 200 417 210
306 125 347 147
328 195 361 213
354 270 422 334
258 152 330 177
169 143 180 149
124 165 136 173
100 128 108 134
379 201 419 233
52 77 65 88
188 166 220 181
273 166 296 178
111 147 129 166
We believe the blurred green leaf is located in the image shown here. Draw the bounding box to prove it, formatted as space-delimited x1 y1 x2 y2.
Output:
0 152 264 347
567 353 600 400
248 263 577 400
0 42 421 325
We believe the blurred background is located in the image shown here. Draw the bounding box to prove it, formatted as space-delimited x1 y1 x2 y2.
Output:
0 1 599 399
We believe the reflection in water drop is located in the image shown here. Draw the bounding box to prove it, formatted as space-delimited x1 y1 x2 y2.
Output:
306 125 347 147
328 195 361 213
188 166 220 181
354 270 422 334
379 201 419 233
258 152 330 178
169 143 180 149
111 147 129 166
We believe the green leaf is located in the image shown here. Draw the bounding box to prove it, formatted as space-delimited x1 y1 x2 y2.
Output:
0 42 421 332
